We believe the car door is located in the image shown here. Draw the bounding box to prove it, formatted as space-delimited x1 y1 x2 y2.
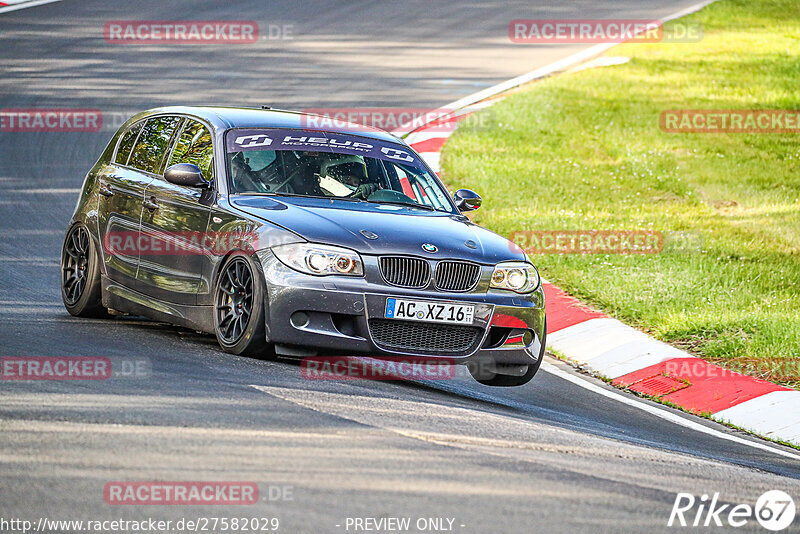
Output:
97 119 153 287
136 118 214 305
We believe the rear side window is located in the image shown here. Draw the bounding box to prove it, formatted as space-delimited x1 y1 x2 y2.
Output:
128 116 182 174
115 121 143 165
167 119 214 180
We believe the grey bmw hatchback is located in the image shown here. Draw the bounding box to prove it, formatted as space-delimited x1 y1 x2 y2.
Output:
61 106 546 386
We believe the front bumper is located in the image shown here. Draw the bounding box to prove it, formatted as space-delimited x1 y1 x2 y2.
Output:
258 251 546 366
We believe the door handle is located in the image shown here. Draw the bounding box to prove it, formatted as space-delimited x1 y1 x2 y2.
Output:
99 185 115 197
143 198 159 211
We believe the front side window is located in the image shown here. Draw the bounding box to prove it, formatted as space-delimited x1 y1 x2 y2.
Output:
114 121 143 165
224 128 453 212
168 119 214 180
128 116 182 174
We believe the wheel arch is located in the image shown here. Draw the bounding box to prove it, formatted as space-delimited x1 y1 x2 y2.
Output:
212 248 272 343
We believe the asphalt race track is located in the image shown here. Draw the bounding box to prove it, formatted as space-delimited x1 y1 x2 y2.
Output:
1 1 798 533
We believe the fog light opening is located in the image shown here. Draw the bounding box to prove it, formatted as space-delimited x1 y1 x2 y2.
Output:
290 311 310 328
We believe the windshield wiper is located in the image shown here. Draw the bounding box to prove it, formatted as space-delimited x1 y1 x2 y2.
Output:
238 192 439 211
365 199 437 211
239 192 364 202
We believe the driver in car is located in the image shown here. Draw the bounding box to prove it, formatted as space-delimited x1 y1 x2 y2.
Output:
326 161 379 199
230 152 260 191
231 152 380 199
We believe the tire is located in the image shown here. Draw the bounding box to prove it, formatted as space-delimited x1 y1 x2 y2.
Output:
213 252 272 357
469 321 546 387
60 223 108 318
469 361 540 387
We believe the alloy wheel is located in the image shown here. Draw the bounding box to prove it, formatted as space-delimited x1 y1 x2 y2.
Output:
61 225 91 305
215 257 254 344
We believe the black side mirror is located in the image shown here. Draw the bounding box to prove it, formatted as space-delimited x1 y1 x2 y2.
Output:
453 189 482 212
164 163 210 189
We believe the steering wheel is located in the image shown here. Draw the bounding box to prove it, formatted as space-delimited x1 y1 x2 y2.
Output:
347 183 379 200
231 155 270 193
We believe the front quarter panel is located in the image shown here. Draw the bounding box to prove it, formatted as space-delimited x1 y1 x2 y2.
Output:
196 195 305 305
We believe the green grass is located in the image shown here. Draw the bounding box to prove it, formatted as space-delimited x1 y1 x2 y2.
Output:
441 0 800 388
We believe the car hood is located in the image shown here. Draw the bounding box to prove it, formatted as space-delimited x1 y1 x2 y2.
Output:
230 195 523 264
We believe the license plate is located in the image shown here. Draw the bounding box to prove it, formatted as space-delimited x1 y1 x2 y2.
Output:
384 298 474 325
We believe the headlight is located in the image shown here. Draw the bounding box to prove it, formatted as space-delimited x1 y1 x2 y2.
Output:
490 262 540 293
272 243 364 276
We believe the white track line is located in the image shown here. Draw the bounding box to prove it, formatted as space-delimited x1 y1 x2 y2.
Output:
397 0 717 137
8 0 781 462
0 0 61 14
716 392 800 443
396 0 800 457
3 229 62 235
0 256 58 262
0 300 59 305
540 362 800 461
2 188 80 194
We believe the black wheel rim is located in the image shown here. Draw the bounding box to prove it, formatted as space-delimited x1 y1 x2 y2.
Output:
62 225 90 305
215 258 254 344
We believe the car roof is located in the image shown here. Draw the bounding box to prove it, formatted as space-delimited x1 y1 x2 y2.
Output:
137 106 404 144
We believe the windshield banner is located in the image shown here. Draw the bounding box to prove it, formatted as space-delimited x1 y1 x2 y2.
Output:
225 128 424 168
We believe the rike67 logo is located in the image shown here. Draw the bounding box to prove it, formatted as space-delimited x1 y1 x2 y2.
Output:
669 491 796 531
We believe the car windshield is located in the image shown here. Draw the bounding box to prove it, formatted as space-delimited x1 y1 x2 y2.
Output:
225 128 454 213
